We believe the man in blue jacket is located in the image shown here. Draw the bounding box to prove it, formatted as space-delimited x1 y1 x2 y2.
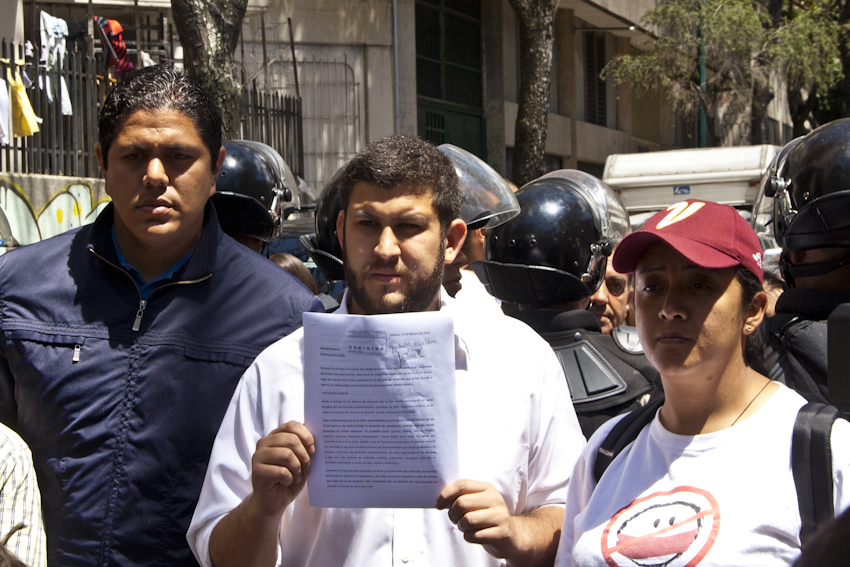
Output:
0 64 323 566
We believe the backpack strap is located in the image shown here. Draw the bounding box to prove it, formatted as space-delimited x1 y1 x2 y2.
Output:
792 402 839 544
593 394 665 483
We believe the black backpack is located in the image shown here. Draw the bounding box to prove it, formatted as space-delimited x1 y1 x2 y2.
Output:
593 396 839 544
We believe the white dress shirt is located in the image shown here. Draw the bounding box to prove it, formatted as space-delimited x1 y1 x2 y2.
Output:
188 290 585 567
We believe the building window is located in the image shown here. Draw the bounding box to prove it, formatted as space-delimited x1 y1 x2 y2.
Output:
416 0 483 109
424 111 446 145
584 32 606 127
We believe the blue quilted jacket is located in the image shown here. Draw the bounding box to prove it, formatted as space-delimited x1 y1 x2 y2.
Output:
0 204 323 566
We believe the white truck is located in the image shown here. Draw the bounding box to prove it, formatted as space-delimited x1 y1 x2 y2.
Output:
602 145 780 229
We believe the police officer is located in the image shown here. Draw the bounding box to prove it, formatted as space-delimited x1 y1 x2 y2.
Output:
437 144 519 303
759 119 850 403
300 166 346 283
472 170 660 436
213 140 296 253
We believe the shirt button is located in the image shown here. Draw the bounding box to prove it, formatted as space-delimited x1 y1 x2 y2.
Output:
401 556 410 563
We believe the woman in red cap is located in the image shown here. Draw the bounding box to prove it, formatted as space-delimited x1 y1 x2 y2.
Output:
554 199 850 567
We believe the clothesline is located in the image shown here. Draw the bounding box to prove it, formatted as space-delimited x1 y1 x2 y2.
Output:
0 7 157 142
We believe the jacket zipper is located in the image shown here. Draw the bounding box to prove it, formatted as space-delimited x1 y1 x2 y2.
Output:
132 301 147 332
88 248 213 331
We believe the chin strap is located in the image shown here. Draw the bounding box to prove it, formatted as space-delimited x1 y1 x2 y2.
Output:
780 251 850 286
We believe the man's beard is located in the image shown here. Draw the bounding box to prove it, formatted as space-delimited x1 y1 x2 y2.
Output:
343 237 446 315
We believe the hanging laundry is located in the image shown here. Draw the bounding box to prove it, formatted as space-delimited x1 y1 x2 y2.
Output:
140 50 155 68
96 17 134 79
94 18 118 70
0 77 10 144
39 10 73 116
20 43 33 89
7 68 40 137
67 17 88 51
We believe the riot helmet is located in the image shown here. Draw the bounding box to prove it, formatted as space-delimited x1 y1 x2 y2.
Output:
213 140 294 243
473 170 628 305
751 135 802 254
300 165 346 281
762 119 850 285
437 144 519 229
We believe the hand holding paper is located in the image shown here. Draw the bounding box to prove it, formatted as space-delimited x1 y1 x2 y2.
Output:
437 480 565 567
437 479 515 551
251 421 316 518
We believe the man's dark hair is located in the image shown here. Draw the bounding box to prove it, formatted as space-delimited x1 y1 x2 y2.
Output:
98 64 222 171
339 136 461 232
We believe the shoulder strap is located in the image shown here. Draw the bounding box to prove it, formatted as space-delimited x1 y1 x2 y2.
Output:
593 394 665 483
792 402 839 545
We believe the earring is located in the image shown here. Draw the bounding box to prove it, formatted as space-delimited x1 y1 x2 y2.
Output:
745 325 753 333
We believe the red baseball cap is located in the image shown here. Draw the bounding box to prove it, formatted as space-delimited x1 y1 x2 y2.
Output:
612 199 764 282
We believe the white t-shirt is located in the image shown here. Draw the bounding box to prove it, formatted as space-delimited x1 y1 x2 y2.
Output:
188 291 586 567
555 384 850 567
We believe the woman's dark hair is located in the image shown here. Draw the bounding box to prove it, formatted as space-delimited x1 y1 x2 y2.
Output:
737 266 766 370
270 253 320 295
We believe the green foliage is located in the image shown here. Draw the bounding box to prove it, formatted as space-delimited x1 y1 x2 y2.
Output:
603 0 840 125
774 2 841 91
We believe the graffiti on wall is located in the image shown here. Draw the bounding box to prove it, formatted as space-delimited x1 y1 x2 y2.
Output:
0 175 111 253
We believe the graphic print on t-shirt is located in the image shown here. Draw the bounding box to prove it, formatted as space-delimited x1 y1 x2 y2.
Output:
600 486 720 567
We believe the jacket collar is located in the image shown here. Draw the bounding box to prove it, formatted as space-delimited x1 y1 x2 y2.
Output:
87 201 223 281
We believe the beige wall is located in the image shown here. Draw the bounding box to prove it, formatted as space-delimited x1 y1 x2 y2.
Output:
588 0 655 28
271 0 393 45
239 0 410 190
396 0 418 137
0 0 24 44
575 120 630 163
504 102 572 158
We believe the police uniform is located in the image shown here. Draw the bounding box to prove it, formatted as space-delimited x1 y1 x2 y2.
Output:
510 309 660 437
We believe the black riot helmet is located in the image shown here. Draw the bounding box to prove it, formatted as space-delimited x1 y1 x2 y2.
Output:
762 119 850 285
212 141 294 242
751 135 803 254
473 170 629 305
300 165 346 281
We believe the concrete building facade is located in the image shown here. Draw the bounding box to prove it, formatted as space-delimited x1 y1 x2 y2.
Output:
240 0 794 190
14 0 795 192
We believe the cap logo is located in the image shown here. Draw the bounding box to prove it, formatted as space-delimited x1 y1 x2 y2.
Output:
753 251 763 268
655 201 706 229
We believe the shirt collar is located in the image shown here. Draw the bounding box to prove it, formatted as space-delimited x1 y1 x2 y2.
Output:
111 226 195 299
88 202 223 283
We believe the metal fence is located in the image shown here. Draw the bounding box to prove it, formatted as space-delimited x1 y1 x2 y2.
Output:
0 39 304 179
241 81 304 179
1 39 103 177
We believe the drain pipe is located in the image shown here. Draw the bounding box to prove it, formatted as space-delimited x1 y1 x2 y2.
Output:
393 0 401 135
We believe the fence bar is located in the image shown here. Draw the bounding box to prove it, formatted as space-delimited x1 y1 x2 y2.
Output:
0 41 304 180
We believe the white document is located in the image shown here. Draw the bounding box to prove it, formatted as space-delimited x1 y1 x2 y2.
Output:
303 311 459 508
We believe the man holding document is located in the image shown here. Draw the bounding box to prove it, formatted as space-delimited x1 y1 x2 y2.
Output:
187 136 586 567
